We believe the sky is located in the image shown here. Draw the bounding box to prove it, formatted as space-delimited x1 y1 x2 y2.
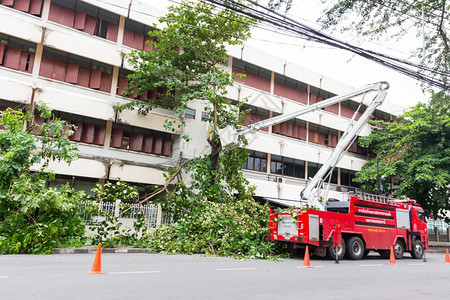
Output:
149 0 430 113
244 0 429 113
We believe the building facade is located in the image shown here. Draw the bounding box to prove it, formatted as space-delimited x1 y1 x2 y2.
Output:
0 0 398 205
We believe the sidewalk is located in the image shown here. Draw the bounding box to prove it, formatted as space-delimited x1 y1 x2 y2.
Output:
52 246 150 254
427 241 450 253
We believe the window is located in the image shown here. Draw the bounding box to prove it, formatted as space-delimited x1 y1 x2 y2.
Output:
233 58 271 79
1 0 44 16
123 19 156 50
121 132 132 149
324 168 338 184
48 0 120 42
243 150 267 172
110 123 172 157
307 162 322 179
308 124 338 147
373 109 391 121
340 168 360 187
185 108 196 119
201 112 211 122
274 73 307 92
39 47 113 92
0 33 36 74
51 111 106 146
310 86 336 101
417 210 426 222
116 68 169 100
270 155 305 179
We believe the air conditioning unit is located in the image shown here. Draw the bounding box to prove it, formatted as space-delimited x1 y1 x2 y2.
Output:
276 177 285 184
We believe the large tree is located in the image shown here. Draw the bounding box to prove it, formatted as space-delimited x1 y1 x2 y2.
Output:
355 92 450 220
319 0 450 87
0 104 85 254
120 1 284 258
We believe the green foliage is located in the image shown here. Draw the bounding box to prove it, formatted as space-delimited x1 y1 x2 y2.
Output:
88 179 148 247
267 0 293 12
355 92 450 219
91 179 139 202
144 197 285 259
120 0 254 122
0 104 86 254
319 0 450 85
141 148 288 259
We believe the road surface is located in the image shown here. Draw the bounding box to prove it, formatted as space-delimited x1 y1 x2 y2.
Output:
1 252 449 299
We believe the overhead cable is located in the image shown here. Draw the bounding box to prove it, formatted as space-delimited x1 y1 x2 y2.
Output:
205 0 449 90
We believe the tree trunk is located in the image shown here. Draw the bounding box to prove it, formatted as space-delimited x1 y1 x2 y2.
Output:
208 132 221 172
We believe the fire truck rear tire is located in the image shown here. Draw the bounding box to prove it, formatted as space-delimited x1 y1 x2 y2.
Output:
327 238 346 260
345 236 365 260
410 241 424 259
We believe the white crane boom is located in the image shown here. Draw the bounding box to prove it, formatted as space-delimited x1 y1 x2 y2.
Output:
218 81 389 210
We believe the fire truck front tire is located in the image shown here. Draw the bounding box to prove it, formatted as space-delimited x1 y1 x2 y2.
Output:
345 236 365 260
410 241 424 259
394 240 405 259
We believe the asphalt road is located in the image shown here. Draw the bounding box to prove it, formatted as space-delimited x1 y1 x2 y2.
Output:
1 252 449 299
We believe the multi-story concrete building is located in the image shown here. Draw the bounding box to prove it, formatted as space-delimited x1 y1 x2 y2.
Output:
0 0 399 205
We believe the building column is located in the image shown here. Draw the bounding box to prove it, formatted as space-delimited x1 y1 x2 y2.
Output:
104 120 113 148
305 121 309 144
307 84 311 106
110 66 120 96
305 161 309 180
117 15 126 46
270 71 274 94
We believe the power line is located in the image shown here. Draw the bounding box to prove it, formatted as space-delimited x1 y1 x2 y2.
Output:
205 0 449 90
95 0 448 89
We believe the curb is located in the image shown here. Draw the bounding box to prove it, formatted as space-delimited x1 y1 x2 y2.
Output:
52 247 150 254
52 245 450 255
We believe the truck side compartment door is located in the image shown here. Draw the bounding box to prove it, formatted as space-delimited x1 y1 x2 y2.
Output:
309 214 319 241
396 209 411 230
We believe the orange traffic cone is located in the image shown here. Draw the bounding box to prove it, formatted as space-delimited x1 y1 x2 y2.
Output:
302 245 312 268
388 246 397 265
445 248 450 264
89 243 105 274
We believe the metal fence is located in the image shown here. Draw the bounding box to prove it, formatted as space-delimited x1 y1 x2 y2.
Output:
427 219 450 242
78 200 173 228
427 219 449 233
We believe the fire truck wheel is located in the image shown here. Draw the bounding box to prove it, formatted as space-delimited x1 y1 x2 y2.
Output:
394 240 404 259
345 236 365 260
410 241 424 259
327 238 346 260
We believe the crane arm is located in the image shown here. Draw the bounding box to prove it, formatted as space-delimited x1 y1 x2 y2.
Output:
300 84 388 210
217 81 389 210
218 82 390 150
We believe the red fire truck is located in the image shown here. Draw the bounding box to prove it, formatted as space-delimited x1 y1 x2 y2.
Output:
269 194 428 260
219 82 428 260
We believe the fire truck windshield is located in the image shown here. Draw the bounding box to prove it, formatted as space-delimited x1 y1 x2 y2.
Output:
417 210 426 222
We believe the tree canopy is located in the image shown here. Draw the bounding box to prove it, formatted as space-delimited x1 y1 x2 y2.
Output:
319 0 450 87
355 92 450 219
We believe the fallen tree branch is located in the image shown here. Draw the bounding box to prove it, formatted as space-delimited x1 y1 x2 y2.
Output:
119 159 192 217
